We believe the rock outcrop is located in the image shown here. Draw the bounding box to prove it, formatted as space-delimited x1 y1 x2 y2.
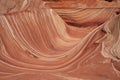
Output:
0 0 120 80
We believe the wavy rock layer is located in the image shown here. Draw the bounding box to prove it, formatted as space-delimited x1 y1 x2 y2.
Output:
0 0 120 80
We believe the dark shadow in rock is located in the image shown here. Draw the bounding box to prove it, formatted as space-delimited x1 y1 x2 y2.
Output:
105 0 113 2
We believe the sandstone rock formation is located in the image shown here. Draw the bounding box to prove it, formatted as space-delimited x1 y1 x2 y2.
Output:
0 0 120 80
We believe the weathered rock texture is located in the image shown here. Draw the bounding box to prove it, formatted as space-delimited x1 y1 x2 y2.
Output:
0 0 120 80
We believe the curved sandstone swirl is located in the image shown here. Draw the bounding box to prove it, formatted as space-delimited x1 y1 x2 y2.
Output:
0 0 120 80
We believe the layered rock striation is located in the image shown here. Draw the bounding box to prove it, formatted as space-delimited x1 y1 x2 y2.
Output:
0 0 120 80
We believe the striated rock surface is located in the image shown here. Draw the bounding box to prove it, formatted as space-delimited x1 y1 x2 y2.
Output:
0 0 120 80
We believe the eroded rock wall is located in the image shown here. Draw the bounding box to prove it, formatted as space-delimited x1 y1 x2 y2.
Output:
0 0 120 80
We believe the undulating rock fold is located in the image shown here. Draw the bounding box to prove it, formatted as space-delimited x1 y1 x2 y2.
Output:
0 0 120 80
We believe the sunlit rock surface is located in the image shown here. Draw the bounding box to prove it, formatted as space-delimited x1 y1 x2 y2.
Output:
0 0 120 80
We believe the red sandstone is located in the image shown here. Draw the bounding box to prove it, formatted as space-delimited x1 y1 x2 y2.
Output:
0 0 120 80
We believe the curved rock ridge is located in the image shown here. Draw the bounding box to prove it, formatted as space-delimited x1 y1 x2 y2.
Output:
0 0 120 80
44 0 120 9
